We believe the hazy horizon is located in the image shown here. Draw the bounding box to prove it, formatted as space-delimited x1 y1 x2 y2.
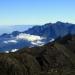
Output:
0 25 33 35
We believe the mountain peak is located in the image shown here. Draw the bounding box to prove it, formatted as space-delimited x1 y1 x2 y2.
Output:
44 23 52 26
55 21 64 24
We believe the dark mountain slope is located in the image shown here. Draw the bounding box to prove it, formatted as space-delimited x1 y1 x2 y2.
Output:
0 35 74 75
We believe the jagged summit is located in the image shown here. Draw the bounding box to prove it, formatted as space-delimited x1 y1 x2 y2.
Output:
56 21 64 24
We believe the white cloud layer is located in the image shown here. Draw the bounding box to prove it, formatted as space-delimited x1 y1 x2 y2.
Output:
5 49 18 53
5 51 9 53
31 41 45 46
3 40 17 44
3 33 46 52
11 49 18 52
50 38 55 42
16 33 45 41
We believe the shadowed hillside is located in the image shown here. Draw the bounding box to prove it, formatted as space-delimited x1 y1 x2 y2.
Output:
0 35 75 75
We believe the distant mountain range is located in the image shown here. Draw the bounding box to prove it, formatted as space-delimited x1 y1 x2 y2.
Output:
25 21 75 37
0 21 75 52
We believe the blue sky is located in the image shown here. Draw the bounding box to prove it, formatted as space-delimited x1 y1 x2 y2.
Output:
0 0 75 25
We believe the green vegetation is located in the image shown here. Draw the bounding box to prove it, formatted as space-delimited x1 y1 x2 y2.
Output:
0 35 75 75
